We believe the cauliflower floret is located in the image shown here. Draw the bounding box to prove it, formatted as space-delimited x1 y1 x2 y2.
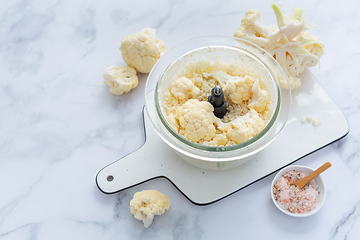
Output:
130 190 170 228
234 4 324 90
234 9 277 50
206 71 254 104
103 65 138 95
248 78 269 112
120 28 166 73
169 77 200 102
175 99 216 142
218 109 266 144
162 77 201 117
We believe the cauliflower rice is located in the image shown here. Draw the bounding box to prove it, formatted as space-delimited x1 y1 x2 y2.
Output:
161 60 275 146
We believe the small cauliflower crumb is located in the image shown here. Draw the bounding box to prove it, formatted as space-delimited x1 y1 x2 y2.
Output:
103 65 138 95
312 118 322 127
130 190 170 228
120 28 166 73
301 116 322 127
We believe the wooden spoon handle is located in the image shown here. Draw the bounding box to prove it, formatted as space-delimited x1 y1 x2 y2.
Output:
292 162 332 189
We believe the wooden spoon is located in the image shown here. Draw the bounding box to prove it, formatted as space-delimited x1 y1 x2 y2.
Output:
290 162 332 189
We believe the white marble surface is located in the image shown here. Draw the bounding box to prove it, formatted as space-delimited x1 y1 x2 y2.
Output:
0 0 359 239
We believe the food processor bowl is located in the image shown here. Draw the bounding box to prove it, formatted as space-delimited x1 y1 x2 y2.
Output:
145 36 291 170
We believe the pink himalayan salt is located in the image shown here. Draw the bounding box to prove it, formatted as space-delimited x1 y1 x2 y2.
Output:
273 170 320 214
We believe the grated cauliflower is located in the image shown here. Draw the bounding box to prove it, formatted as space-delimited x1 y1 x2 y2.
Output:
206 133 229 147
103 65 138 95
234 3 324 89
175 99 216 142
161 61 274 147
130 190 170 228
120 28 166 73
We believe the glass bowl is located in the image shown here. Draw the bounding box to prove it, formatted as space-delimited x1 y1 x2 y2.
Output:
145 36 291 170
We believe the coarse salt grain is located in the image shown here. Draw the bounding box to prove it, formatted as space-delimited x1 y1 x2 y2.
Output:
273 170 320 214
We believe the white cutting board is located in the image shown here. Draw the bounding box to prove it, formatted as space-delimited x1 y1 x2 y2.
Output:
96 70 349 205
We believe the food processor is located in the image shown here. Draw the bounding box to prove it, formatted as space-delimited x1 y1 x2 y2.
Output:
145 36 291 170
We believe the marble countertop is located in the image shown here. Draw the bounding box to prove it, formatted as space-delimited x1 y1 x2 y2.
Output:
1 0 359 239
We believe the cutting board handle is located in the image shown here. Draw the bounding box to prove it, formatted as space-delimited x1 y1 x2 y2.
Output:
95 140 162 194
96 107 167 194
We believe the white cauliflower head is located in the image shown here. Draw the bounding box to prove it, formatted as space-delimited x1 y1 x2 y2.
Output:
175 99 216 142
120 28 166 73
103 65 138 95
130 190 171 228
234 3 324 90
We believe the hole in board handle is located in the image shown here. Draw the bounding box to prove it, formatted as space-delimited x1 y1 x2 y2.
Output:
107 175 114 182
